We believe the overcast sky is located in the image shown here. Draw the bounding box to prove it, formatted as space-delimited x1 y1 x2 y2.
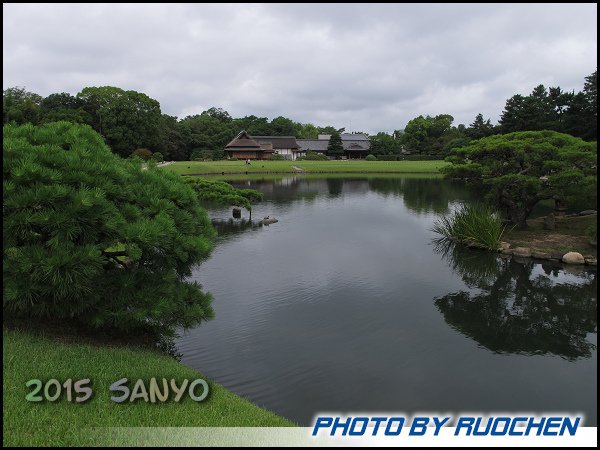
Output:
3 3 597 134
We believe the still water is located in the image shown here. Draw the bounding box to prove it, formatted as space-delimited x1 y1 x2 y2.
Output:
177 176 597 425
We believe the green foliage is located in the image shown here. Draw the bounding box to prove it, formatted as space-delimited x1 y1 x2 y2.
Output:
365 154 377 161
151 152 164 162
3 87 42 125
190 148 214 161
40 93 91 125
432 204 506 250
499 71 597 140
269 153 285 160
401 114 455 156
131 148 153 160
297 151 329 161
369 132 402 156
466 113 495 139
443 130 597 226
3 122 216 337
327 131 344 159
184 177 263 211
77 86 162 157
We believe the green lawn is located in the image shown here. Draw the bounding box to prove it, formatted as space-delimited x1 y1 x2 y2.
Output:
3 328 294 447
163 160 448 175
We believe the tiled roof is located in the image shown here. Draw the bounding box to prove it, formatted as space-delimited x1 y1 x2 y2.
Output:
296 139 329 152
252 136 300 149
225 131 261 149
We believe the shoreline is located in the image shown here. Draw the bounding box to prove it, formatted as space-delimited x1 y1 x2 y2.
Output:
179 170 443 176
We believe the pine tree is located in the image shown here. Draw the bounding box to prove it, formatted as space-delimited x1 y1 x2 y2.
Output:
327 131 344 159
3 121 223 338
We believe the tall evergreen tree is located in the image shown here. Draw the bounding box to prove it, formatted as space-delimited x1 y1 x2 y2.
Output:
327 131 344 159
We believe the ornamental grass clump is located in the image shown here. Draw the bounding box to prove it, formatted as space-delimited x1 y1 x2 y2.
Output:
431 204 506 250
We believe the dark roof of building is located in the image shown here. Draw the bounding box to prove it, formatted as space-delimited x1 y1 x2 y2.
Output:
341 133 369 141
344 140 370 151
252 136 300 149
296 139 329 152
225 131 262 150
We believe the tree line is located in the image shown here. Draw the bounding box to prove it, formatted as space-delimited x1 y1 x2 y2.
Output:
370 70 596 157
2 86 344 161
3 70 596 160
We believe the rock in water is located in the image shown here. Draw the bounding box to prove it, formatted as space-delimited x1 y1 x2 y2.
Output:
562 252 585 264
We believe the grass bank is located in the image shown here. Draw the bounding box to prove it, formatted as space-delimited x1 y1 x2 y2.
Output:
3 327 294 447
504 214 596 257
163 160 448 175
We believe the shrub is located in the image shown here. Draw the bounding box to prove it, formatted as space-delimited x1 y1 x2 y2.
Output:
151 151 164 162
190 149 213 161
298 151 328 161
3 122 216 338
376 155 399 161
431 204 506 250
131 148 153 160
365 154 377 161
184 177 263 211
269 153 285 160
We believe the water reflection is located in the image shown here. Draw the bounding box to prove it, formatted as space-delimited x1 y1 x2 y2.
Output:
433 239 597 360
368 177 471 214
179 176 597 426
227 175 473 214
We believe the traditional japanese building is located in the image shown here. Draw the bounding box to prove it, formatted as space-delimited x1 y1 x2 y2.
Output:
297 133 371 159
252 136 302 160
225 131 370 160
224 131 273 160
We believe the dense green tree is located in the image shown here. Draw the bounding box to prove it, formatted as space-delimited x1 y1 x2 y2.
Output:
40 93 91 124
3 87 42 125
77 86 162 157
370 132 401 156
443 131 597 227
157 114 188 161
296 122 320 139
3 122 215 337
402 114 454 155
270 116 296 136
318 126 345 135
234 115 271 136
466 113 495 139
202 107 232 122
582 70 597 140
498 72 597 141
326 131 344 159
179 113 234 160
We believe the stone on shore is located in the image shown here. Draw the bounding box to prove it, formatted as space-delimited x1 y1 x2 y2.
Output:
512 247 531 257
562 252 585 264
531 251 552 260
498 242 511 251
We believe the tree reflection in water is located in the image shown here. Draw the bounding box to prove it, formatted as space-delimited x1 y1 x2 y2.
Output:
433 238 597 360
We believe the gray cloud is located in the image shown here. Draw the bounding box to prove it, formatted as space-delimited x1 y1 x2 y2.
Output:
3 3 597 134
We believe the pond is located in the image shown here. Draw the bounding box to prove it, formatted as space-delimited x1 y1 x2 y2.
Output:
176 176 597 426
